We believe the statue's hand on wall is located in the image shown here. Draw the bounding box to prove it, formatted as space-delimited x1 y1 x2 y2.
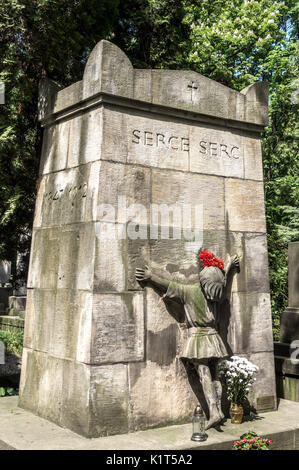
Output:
231 254 240 270
135 265 152 282
226 254 240 273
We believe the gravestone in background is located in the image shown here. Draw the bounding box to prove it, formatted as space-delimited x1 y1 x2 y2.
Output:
0 261 11 285
19 40 276 437
280 242 299 344
0 261 12 313
275 242 299 402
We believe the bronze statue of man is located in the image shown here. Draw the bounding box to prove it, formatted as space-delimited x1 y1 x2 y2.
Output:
135 250 239 430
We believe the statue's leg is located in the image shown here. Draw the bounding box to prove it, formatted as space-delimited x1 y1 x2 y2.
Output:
213 359 224 420
196 362 222 430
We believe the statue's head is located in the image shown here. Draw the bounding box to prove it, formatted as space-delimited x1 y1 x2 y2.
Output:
197 249 224 273
196 250 225 301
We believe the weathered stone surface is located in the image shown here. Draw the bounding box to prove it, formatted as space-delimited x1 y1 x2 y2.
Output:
19 348 129 438
40 110 103 175
38 78 63 121
246 351 277 411
83 40 134 100
54 81 82 115
241 82 269 126
243 133 263 181
34 162 100 228
228 292 273 354
27 228 59 290
152 169 225 231
224 178 267 233
100 108 265 181
19 348 64 424
243 232 270 293
127 112 190 171
89 364 129 437
28 223 95 291
91 292 144 364
39 121 70 175
24 289 92 363
67 108 103 168
60 359 91 436
127 234 151 290
148 237 201 286
94 226 127 292
96 160 151 224
101 107 128 163
128 359 196 431
190 125 243 178
147 71 267 126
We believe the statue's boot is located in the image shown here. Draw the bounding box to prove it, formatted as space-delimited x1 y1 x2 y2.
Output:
205 410 223 430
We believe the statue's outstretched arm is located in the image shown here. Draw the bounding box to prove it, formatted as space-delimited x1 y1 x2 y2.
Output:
135 266 170 293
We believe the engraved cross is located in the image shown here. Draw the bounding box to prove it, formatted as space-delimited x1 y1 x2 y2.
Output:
187 81 198 102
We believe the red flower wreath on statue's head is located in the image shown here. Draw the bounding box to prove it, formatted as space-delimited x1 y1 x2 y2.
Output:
198 249 224 271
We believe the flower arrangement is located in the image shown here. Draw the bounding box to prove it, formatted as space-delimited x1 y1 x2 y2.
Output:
197 249 224 271
233 432 272 450
218 356 259 405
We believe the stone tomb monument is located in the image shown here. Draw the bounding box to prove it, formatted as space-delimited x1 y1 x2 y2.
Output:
19 40 276 437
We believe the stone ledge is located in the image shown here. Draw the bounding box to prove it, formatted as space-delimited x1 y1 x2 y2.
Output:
0 397 298 450
39 91 266 135
0 315 24 331
275 355 299 376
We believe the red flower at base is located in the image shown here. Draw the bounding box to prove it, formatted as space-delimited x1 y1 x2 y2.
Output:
199 250 224 271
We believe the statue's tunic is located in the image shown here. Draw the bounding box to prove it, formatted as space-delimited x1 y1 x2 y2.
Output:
165 266 228 361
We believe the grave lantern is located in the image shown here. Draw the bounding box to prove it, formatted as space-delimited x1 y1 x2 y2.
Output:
191 404 207 442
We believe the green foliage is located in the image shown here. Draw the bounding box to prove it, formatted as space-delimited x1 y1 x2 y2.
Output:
113 0 189 69
0 329 24 356
183 0 294 87
0 386 18 397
